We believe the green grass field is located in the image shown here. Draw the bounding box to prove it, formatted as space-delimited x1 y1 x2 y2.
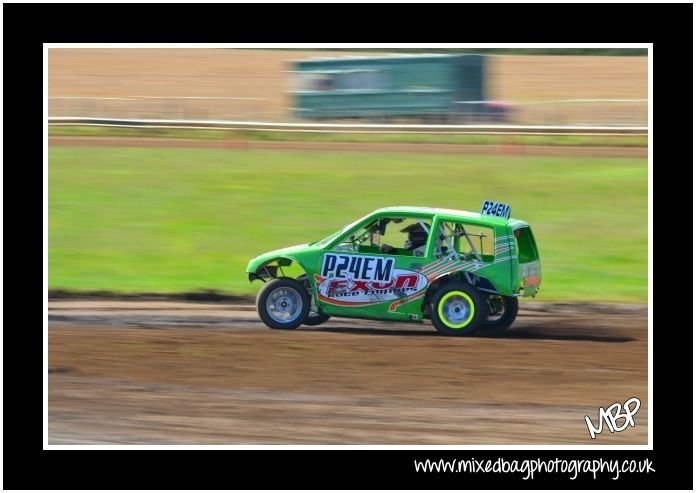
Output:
49 146 648 302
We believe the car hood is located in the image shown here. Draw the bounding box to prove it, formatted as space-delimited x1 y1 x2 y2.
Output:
246 243 316 273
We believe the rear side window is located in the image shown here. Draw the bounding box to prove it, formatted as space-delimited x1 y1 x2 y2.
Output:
515 227 539 263
437 222 495 261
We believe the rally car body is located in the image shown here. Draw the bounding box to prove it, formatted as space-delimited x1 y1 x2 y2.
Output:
246 202 540 335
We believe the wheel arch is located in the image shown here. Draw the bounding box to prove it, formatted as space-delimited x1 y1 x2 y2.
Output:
422 270 498 312
248 256 311 283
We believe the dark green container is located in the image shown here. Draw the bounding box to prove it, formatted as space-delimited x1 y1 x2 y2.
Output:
290 54 487 121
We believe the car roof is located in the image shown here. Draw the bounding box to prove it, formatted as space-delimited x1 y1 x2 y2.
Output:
372 206 529 228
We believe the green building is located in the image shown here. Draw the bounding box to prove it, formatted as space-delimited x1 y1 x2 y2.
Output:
290 54 488 122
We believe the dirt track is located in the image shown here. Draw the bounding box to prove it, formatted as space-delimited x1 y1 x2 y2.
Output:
48 136 647 158
48 300 648 445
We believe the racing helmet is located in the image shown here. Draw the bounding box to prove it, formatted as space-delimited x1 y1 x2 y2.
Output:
401 222 429 250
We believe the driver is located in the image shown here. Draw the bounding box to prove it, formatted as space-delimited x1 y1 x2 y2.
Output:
380 222 430 256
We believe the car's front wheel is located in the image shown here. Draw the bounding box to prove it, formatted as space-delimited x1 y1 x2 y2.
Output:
429 282 485 336
256 277 311 330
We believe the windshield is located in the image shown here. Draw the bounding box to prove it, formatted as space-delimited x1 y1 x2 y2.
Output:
313 216 366 248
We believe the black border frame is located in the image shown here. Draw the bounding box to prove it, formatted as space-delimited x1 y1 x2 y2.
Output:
5 2 692 489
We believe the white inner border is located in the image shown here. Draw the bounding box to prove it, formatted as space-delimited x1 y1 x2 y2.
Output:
43 43 652 451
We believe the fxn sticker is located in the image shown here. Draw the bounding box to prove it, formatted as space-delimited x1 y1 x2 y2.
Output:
316 253 428 306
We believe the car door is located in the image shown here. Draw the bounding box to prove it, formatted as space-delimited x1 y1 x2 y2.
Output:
315 215 434 319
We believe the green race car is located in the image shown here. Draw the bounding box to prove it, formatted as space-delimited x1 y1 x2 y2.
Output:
246 201 541 336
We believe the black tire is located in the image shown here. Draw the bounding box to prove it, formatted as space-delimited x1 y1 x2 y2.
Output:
429 282 485 336
303 312 331 326
480 295 519 336
296 274 331 326
256 277 311 330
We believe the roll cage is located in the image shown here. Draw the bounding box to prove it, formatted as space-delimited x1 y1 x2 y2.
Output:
325 212 499 263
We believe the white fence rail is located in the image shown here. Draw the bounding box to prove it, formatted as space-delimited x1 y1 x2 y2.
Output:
48 117 648 135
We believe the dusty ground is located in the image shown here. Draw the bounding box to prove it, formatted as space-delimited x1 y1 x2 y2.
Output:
48 136 647 158
48 300 648 445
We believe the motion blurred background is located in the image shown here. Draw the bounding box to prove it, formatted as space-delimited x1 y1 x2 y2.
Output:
47 47 649 446
48 47 648 302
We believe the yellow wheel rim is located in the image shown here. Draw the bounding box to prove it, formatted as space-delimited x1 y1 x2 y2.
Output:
438 290 475 329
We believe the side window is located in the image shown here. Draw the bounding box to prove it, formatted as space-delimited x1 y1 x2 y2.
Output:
380 218 431 257
335 70 386 90
334 219 383 253
335 217 431 257
438 222 496 261
514 227 539 263
295 72 336 92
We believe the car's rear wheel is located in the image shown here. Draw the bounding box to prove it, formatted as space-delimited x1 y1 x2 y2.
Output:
429 282 485 336
296 274 331 326
256 277 311 330
479 295 519 336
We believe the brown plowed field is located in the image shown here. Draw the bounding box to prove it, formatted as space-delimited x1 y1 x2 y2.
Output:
48 301 648 445
48 49 647 122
